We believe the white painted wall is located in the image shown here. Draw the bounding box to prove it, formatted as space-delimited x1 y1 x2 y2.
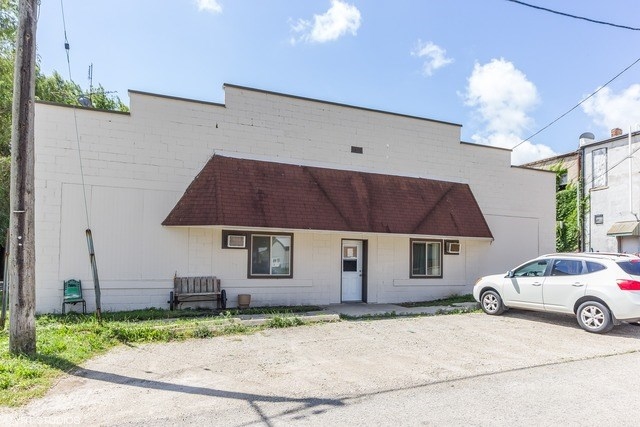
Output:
582 133 640 253
34 86 554 312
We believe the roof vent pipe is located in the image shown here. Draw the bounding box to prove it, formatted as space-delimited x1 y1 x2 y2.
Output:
579 132 595 147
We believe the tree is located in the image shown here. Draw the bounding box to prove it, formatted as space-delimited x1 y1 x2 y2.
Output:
0 0 18 157
0 0 128 247
34 70 83 106
87 84 129 111
35 71 129 112
0 0 17 46
0 0 19 251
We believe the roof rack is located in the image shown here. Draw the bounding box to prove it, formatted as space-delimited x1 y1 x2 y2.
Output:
542 252 638 259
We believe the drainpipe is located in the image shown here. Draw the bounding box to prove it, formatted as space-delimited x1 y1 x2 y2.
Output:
628 125 638 219
578 133 595 252
630 126 635 218
576 154 581 251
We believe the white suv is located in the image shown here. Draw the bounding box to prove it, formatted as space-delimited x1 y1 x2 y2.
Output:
473 253 640 333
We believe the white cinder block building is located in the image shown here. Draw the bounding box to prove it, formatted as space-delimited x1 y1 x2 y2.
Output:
34 84 555 313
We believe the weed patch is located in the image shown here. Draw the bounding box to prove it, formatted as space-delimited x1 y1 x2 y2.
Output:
341 311 400 321
398 294 475 308
266 316 305 328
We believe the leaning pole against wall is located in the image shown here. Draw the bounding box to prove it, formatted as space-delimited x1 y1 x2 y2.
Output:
86 229 102 320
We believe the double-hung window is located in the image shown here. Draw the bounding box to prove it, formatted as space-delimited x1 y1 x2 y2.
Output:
592 148 607 188
250 234 293 278
411 239 442 278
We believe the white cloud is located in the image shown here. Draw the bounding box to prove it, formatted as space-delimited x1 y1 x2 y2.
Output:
196 0 222 14
290 0 361 44
411 40 453 76
465 58 538 135
464 58 555 164
581 84 640 132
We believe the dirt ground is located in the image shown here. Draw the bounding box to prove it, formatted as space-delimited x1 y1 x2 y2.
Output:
3 311 640 426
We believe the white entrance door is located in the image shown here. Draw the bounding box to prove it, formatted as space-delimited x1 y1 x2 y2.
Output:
342 240 363 302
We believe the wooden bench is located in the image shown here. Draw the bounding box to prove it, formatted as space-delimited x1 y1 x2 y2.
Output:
169 276 227 310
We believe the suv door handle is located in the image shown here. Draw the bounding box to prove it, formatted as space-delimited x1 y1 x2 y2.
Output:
572 283 584 287
532 282 542 286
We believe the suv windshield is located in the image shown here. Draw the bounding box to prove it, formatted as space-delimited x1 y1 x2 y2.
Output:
617 260 640 276
513 260 549 277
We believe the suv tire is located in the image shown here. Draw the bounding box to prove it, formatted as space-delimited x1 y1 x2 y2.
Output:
480 290 505 315
576 301 614 334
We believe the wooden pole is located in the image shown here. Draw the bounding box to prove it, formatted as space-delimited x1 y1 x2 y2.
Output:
9 0 37 355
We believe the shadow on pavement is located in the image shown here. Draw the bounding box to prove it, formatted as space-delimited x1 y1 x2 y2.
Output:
499 309 640 338
33 353 344 426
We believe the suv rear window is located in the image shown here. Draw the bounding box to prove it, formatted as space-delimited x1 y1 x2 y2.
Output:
617 260 640 275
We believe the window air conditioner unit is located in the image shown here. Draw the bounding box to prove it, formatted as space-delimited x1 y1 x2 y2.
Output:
227 235 246 248
446 241 460 255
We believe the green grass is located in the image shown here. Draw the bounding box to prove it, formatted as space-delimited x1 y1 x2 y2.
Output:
94 305 322 322
0 307 318 407
397 293 476 308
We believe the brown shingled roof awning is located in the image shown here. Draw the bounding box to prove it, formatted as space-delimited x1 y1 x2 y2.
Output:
162 155 493 238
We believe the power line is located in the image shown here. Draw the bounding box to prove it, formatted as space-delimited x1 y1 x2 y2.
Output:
506 0 640 31
512 56 640 150
59 0 90 229
59 0 103 318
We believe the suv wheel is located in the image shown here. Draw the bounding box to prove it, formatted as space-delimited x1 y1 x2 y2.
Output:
480 290 505 315
576 301 614 334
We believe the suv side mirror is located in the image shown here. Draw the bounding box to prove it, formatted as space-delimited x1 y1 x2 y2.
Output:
505 270 514 278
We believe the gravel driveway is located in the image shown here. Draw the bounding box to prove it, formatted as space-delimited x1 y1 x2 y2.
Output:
2 311 640 426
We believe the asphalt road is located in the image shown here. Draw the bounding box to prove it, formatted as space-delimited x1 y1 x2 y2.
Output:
3 311 640 426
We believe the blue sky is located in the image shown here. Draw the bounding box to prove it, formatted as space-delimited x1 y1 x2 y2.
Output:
36 0 640 164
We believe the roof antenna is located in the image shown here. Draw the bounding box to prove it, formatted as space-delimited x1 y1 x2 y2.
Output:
88 63 93 103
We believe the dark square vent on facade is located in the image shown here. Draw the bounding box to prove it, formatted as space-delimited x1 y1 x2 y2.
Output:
351 146 363 154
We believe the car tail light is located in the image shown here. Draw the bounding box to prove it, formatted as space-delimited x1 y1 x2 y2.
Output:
617 279 640 290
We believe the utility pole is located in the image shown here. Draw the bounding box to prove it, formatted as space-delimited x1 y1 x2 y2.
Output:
9 0 38 355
